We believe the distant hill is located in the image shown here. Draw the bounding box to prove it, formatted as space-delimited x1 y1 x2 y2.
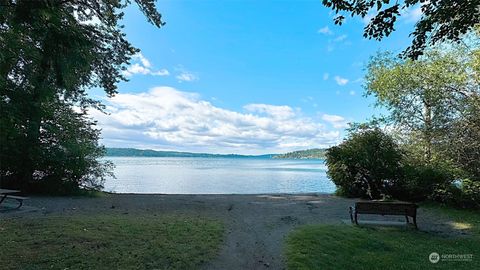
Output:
105 147 326 159
105 148 274 158
273 148 326 159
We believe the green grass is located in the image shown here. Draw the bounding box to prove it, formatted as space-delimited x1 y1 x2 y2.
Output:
421 203 480 234
0 214 224 270
286 205 480 270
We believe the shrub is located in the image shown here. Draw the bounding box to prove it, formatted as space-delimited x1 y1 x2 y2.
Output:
394 162 456 202
431 179 480 209
459 179 480 208
325 128 403 199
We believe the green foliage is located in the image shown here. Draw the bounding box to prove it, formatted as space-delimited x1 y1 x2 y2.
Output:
395 162 457 202
365 49 478 163
321 0 480 59
273 148 326 159
325 128 403 199
431 179 480 209
459 180 480 208
361 43 480 208
0 1 164 193
442 98 480 181
0 214 224 269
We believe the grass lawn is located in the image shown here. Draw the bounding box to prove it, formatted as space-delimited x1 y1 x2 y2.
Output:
0 214 224 270
286 205 480 270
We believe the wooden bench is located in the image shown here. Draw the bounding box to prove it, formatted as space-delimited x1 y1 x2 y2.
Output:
0 195 29 209
349 201 418 229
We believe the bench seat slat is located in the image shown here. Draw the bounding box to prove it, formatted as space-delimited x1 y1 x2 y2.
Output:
5 195 29 200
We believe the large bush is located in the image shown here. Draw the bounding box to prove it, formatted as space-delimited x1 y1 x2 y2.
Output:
394 162 456 202
325 126 479 208
325 128 403 199
430 179 480 209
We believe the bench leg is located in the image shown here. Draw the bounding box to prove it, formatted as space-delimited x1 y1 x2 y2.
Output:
349 207 354 223
0 194 6 205
15 199 23 209
354 212 358 225
413 216 418 229
405 215 409 224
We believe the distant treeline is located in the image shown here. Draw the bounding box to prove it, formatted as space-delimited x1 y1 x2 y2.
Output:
273 148 326 159
105 148 274 158
106 148 326 159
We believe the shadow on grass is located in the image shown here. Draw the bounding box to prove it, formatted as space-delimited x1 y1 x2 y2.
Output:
286 204 480 270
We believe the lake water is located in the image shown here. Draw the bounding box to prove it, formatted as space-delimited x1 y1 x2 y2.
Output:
103 157 335 194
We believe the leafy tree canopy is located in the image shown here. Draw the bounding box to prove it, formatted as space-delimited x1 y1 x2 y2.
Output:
0 0 164 192
322 0 480 59
364 41 480 163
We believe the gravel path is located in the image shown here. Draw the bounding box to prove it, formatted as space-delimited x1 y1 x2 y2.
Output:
0 193 467 270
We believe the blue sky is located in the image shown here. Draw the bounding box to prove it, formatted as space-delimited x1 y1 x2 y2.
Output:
91 0 422 154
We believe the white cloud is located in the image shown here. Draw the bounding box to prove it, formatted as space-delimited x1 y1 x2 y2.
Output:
362 11 376 26
318 26 333 35
326 34 349 52
123 53 169 77
352 77 363 83
402 5 423 23
90 87 342 154
176 72 198 82
321 114 349 129
323 73 330 80
152 69 170 76
334 76 349 86
333 34 348 42
244 104 295 119
133 53 151 68
349 90 356 96
126 63 150 75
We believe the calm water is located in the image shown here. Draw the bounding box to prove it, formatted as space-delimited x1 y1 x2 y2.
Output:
103 157 335 194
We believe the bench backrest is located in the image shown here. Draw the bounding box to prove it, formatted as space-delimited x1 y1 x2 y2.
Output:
355 202 417 216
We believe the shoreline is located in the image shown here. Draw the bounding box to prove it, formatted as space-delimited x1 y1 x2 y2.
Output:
98 191 334 196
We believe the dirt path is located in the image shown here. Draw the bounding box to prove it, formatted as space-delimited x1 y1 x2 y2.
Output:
0 194 466 270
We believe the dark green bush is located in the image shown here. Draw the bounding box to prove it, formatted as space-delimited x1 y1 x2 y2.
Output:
324 126 480 208
430 179 480 209
459 179 480 208
325 128 403 199
393 163 455 202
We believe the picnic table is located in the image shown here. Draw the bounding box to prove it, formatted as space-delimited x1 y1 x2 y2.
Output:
0 189 28 209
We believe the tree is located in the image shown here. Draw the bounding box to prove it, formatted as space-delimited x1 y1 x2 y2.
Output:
1 99 115 193
0 0 164 192
364 46 479 164
325 127 403 199
321 0 480 59
444 95 480 181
